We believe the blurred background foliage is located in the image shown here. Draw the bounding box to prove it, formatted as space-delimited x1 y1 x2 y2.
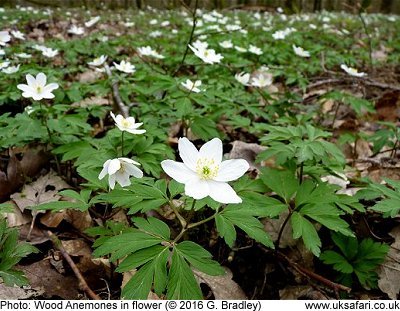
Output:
0 0 399 14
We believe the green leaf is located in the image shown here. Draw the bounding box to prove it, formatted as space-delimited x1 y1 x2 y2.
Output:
167 249 203 300
215 214 236 247
291 212 321 256
176 241 224 276
260 168 299 202
132 217 170 240
320 250 353 273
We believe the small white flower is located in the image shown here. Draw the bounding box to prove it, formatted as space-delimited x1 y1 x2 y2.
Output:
149 30 162 38
42 47 58 58
110 112 146 135
88 55 107 66
272 30 286 40
0 49 5 56
25 105 35 115
219 40 233 49
2 64 19 74
15 52 31 59
293 45 310 58
11 30 25 40
0 60 10 70
189 44 223 64
68 25 85 35
98 158 143 189
161 137 249 203
181 79 202 93
0 31 11 46
161 21 170 27
235 72 250 86
17 72 59 101
149 19 158 25
113 60 136 74
226 24 241 31
124 22 135 27
340 64 367 77
248 44 262 55
32 44 47 52
251 73 273 88
234 46 247 53
191 40 208 51
85 16 100 28
137 46 164 59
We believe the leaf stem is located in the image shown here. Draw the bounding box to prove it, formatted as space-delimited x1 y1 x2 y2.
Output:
187 210 218 229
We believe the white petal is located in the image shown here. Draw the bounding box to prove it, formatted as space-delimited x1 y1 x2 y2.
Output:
178 137 198 171
115 171 131 188
99 160 111 180
36 72 47 87
41 92 55 99
108 158 121 175
124 163 143 178
110 111 117 123
185 178 209 200
26 74 35 87
208 180 242 204
127 129 146 135
199 138 222 164
17 84 31 93
108 174 116 189
214 159 249 182
119 157 140 166
161 160 197 183
43 83 59 92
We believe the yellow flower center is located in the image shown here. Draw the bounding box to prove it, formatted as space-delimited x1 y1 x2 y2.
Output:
36 86 43 93
196 158 219 180
121 119 131 128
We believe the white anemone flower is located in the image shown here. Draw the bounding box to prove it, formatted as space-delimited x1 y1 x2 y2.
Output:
189 45 223 64
137 46 164 59
0 49 5 56
0 60 10 70
110 112 146 135
235 72 250 86
251 73 273 88
248 45 263 55
68 25 85 35
292 45 310 58
17 72 59 101
15 52 31 59
88 55 107 66
11 30 25 40
98 158 143 189
340 64 367 77
161 137 249 204
219 40 233 49
2 64 20 74
85 16 100 28
42 48 58 58
191 40 208 51
0 31 11 46
234 46 247 53
181 79 202 93
113 60 136 74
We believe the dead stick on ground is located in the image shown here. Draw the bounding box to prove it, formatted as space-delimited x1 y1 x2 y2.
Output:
47 231 101 300
104 64 129 118
276 251 351 294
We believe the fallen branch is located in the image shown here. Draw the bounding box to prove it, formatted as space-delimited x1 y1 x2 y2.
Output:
276 251 351 294
47 231 101 300
103 64 129 118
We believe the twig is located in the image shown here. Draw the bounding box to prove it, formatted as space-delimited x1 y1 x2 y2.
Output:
276 251 351 294
103 64 129 118
172 0 198 77
47 231 101 300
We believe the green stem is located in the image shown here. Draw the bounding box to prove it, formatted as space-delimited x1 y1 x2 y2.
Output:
187 210 219 229
121 131 125 156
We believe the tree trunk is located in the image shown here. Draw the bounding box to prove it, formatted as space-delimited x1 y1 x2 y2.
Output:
380 0 393 13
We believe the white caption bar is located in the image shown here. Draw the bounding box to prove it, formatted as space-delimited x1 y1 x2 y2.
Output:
0 300 399 311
